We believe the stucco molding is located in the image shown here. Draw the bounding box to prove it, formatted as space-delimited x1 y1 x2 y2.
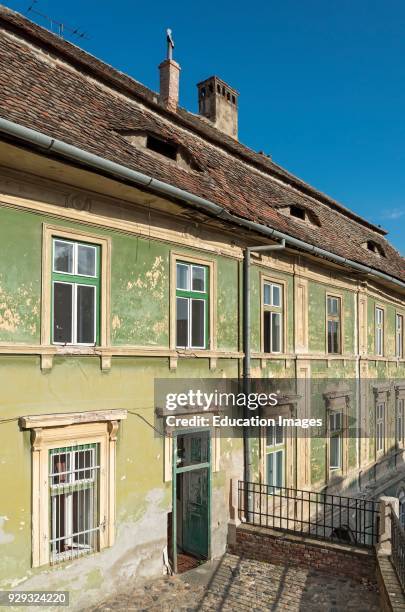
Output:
19 408 127 429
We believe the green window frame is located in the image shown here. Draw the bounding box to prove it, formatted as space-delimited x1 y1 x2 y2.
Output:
51 238 101 345
265 424 285 490
176 261 209 349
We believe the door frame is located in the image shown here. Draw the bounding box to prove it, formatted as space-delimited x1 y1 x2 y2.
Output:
172 428 212 573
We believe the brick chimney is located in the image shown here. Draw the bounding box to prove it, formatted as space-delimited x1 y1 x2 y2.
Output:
159 59 180 111
197 76 239 139
159 29 180 111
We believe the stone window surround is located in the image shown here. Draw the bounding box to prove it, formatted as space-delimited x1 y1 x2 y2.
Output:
373 385 390 459
19 408 127 568
323 390 350 479
260 400 297 489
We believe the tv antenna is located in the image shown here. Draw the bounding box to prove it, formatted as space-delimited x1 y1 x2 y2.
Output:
27 1 90 41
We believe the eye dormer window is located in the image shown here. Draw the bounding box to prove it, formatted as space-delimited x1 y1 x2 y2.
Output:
362 240 385 257
278 204 320 227
290 205 306 221
146 135 178 160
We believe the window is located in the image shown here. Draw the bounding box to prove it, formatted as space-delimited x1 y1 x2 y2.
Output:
146 135 178 160
376 402 385 454
375 307 384 356
24 411 125 567
265 424 284 489
397 314 404 358
50 444 100 564
176 262 208 349
52 239 100 345
327 296 341 354
363 240 385 257
329 411 342 470
290 205 306 220
397 398 405 447
263 282 283 353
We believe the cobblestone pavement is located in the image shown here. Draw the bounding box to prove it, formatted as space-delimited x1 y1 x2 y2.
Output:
89 553 381 611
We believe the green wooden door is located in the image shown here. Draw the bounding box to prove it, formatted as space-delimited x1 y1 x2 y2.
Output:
183 468 209 558
172 429 211 569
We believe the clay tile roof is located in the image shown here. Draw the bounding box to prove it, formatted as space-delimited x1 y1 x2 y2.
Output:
0 5 403 283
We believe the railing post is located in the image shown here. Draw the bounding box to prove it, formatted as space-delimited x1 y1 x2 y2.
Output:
377 496 399 556
228 478 242 547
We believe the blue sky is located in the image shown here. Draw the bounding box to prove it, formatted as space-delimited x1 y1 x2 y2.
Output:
5 0 405 254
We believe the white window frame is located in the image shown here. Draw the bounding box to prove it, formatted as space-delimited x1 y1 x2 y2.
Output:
265 424 285 490
397 398 405 448
376 402 385 454
263 281 284 354
326 295 342 355
375 307 384 356
52 281 97 347
329 411 342 470
396 313 404 359
53 239 98 278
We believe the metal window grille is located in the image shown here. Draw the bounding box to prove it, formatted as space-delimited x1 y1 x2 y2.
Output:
49 443 100 564
238 480 380 548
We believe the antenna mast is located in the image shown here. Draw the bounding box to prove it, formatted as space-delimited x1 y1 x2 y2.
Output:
27 1 90 41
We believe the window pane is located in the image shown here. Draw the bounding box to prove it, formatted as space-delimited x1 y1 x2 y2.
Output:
266 453 274 486
77 285 95 344
330 436 340 468
176 263 189 290
176 297 188 347
54 240 74 274
53 282 73 343
271 312 281 352
264 311 271 353
191 299 205 347
263 284 271 305
328 320 340 353
275 450 283 487
327 297 339 315
266 425 274 447
275 424 283 445
272 284 281 307
77 245 96 276
192 266 205 292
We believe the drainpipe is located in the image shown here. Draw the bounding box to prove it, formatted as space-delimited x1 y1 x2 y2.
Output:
243 240 286 518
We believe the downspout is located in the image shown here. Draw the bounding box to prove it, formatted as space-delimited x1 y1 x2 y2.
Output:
243 240 286 519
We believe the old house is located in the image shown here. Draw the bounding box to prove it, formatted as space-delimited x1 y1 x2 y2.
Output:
0 5 404 608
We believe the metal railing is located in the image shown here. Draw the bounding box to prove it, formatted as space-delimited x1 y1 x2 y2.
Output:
391 507 405 591
238 480 380 547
